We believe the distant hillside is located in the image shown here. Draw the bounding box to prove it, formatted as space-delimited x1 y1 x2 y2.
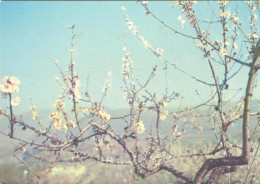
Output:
1 99 259 138
0 100 259 163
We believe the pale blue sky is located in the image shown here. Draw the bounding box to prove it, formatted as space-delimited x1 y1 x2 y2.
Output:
0 1 259 113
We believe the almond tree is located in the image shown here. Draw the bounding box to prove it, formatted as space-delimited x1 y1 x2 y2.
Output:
0 1 260 183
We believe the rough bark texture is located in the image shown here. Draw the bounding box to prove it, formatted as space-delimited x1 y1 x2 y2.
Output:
242 63 257 160
194 156 248 184
206 166 236 184
207 167 225 184
161 165 193 183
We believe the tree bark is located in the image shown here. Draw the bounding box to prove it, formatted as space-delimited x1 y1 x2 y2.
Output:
207 167 225 184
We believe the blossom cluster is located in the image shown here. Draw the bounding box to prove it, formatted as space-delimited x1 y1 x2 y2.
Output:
80 106 111 121
177 15 186 26
30 105 38 120
159 110 168 121
121 49 134 82
50 111 63 130
50 110 76 132
50 97 77 131
135 120 145 134
98 109 111 121
218 0 228 6
68 72 81 102
102 71 112 93
122 8 164 57
178 2 197 27
246 1 258 45
0 76 21 106
53 98 65 110
0 76 20 94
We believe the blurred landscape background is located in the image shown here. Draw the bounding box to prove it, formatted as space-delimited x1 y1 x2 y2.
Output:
0 100 259 183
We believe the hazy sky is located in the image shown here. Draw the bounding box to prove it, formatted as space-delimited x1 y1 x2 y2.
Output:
0 1 259 113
